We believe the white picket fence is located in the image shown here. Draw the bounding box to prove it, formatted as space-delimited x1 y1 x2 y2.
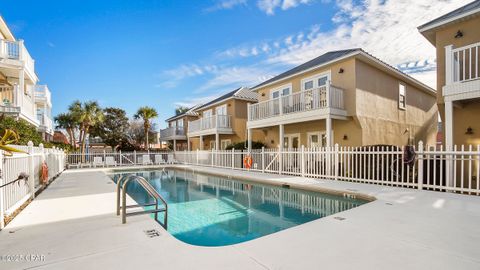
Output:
64 142 480 196
173 142 480 195
0 142 66 229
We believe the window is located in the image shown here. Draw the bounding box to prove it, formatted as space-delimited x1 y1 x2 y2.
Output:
210 141 216 150
301 72 330 91
177 119 183 127
221 139 231 150
215 104 227 115
203 109 212 118
270 84 291 99
399 83 406 110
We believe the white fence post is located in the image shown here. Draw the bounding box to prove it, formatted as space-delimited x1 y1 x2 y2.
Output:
196 149 199 165
133 150 137 165
278 145 283 175
0 150 5 229
27 141 35 199
417 141 424 190
301 145 305 177
261 147 265 173
334 144 339 181
231 148 235 169
119 150 123 166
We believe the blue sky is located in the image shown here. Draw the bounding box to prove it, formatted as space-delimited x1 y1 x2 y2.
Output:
1 0 471 128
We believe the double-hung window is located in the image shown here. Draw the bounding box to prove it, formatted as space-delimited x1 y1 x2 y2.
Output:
399 83 406 110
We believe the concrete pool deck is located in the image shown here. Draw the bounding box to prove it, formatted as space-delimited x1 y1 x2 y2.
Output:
1 165 480 269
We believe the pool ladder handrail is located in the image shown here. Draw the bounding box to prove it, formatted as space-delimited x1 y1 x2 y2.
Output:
116 174 168 229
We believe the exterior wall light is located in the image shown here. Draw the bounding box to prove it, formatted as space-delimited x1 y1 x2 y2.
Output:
455 30 463 38
343 134 348 140
339 68 344 73
465 127 474 135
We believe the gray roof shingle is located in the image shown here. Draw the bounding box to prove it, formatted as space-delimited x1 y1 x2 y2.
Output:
251 48 361 90
418 0 480 30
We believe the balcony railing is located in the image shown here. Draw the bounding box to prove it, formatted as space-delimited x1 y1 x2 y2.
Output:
160 126 186 139
0 39 35 77
35 86 52 105
248 84 345 121
447 42 480 83
188 115 232 133
0 105 20 114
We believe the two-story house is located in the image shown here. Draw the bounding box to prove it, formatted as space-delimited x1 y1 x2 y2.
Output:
246 48 438 151
418 0 480 148
160 105 199 150
188 87 260 150
0 16 40 128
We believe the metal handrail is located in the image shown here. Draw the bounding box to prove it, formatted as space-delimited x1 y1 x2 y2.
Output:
115 174 168 229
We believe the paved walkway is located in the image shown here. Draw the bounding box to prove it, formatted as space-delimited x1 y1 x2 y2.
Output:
1 166 480 270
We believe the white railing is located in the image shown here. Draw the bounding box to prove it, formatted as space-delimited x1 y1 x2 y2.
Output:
249 84 345 121
160 126 185 138
188 115 232 133
0 142 66 229
0 39 35 76
451 42 480 83
66 150 172 167
174 142 480 195
0 105 20 114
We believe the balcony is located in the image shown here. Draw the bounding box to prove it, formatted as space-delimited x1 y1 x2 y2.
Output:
247 84 347 128
444 42 480 101
0 39 36 81
188 115 233 136
160 126 187 140
35 85 52 107
37 114 54 135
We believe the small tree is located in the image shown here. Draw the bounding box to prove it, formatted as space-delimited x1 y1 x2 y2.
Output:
175 106 189 115
69 101 104 156
54 113 78 149
134 106 158 150
90 107 129 150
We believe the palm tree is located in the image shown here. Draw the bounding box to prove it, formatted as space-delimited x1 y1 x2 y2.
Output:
134 106 158 150
68 101 104 156
54 113 77 149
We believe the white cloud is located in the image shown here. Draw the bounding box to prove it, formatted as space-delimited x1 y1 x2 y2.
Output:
257 0 311 15
205 0 247 12
218 0 472 89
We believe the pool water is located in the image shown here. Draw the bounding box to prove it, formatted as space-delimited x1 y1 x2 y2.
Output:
111 169 368 246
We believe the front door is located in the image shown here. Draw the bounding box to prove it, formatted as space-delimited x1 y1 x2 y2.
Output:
283 134 300 149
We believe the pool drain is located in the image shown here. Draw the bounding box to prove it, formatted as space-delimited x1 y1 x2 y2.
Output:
144 229 161 238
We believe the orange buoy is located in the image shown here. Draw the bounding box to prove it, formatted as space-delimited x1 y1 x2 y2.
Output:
243 155 253 169
41 162 49 185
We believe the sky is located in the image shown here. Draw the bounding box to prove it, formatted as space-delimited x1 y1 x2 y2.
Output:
0 0 472 128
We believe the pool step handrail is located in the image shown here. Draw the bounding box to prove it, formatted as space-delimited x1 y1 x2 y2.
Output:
116 174 168 229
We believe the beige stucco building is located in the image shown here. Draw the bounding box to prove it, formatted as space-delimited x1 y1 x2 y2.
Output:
246 48 438 150
160 105 200 151
187 87 262 150
418 0 480 148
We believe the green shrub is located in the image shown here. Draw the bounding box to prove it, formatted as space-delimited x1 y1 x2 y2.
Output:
225 141 267 150
0 115 43 145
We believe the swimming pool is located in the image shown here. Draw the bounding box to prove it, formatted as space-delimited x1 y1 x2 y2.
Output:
110 169 368 246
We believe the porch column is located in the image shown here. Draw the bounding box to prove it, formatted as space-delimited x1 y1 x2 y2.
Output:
187 137 191 151
16 70 25 106
444 101 454 149
173 139 177 151
247 128 252 152
326 116 332 147
215 133 220 150
445 100 454 189
200 135 204 150
279 124 284 150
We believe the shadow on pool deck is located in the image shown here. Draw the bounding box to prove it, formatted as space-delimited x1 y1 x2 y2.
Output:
1 167 480 270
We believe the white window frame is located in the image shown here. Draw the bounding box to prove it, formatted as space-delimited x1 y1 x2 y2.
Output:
301 71 331 91
220 139 231 150
215 104 227 116
283 133 301 149
307 131 325 148
270 83 292 99
209 140 216 150
203 109 213 118
398 82 406 110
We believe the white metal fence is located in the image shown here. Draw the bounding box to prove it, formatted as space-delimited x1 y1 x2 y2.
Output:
173 142 480 195
67 150 173 167
64 142 480 196
0 142 66 229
